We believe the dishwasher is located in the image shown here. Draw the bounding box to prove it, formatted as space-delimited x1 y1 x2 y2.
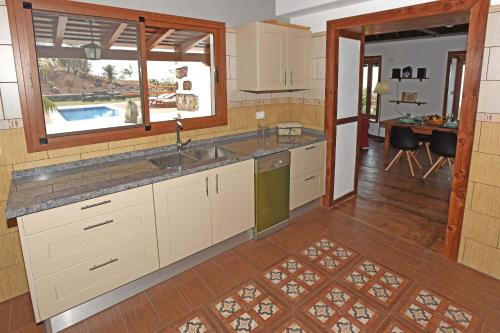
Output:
254 151 290 239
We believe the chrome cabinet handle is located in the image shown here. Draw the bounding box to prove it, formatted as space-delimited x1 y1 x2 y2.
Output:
215 174 219 194
305 176 316 182
83 219 114 231
284 71 287 86
305 146 317 150
89 258 118 271
81 200 111 210
205 177 209 196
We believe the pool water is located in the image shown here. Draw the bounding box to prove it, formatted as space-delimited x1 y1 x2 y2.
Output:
58 106 123 121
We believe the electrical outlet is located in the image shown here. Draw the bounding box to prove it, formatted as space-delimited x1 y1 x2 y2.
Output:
256 111 265 120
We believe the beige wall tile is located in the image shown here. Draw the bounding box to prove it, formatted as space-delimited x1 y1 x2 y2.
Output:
0 165 12 201
485 12 500 47
80 146 133 160
470 183 500 219
458 237 466 263
0 263 28 303
226 31 236 57
0 45 17 82
0 6 11 44
0 232 23 269
473 121 481 152
485 47 500 81
465 181 474 210
478 121 500 155
478 81 500 114
0 128 48 166
13 154 81 171
462 239 500 279
470 152 500 188
482 48 490 81
0 201 17 236
47 142 109 158
312 35 326 58
0 83 22 119
461 209 500 247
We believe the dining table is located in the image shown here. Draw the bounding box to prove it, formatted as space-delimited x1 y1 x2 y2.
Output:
380 118 459 166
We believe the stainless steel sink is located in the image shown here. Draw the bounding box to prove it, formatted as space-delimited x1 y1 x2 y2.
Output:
149 146 233 169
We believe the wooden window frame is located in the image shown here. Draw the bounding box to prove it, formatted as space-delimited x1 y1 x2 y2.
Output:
442 50 467 118
6 0 227 152
362 55 382 122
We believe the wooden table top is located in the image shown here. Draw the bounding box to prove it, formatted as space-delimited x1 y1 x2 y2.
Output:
381 118 458 133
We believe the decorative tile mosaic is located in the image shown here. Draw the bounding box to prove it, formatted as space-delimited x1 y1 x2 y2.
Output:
300 282 382 332
161 308 220 333
342 258 410 307
271 316 318 333
259 256 326 305
209 280 288 332
397 287 484 332
299 238 358 274
378 317 419 333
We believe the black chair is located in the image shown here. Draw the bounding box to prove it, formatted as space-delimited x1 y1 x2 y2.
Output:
422 130 457 180
385 126 423 177
415 133 433 164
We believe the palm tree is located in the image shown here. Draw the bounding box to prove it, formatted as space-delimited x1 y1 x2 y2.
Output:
42 96 58 114
102 64 117 83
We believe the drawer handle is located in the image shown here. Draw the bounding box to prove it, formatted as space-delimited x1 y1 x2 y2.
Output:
83 219 114 231
305 146 317 150
81 200 111 210
305 176 316 182
205 177 209 196
215 174 219 194
89 258 118 271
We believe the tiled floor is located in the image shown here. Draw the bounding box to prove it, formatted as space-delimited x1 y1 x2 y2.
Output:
1 206 500 332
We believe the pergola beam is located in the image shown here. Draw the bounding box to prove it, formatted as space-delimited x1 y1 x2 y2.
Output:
177 33 210 53
102 22 128 49
54 16 68 48
146 28 175 50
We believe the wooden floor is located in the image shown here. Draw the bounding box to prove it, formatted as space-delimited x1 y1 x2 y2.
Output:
1 205 500 332
335 138 452 253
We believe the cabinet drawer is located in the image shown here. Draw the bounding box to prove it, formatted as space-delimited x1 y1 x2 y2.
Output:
290 141 326 178
34 237 159 321
26 201 156 279
290 169 326 210
21 185 153 235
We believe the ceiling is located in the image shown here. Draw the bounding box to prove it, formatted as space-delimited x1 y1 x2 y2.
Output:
365 23 469 43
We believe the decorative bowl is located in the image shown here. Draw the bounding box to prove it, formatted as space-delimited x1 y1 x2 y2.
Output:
426 118 446 126
399 118 416 124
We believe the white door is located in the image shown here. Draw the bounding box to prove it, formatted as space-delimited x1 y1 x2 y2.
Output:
287 29 311 89
333 34 363 202
153 171 213 268
210 160 255 244
258 23 287 90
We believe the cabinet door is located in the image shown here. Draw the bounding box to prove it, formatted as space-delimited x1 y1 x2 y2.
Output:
287 29 311 89
210 160 255 244
153 171 212 268
258 23 287 90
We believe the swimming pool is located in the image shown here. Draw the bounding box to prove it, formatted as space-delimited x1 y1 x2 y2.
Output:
58 106 123 121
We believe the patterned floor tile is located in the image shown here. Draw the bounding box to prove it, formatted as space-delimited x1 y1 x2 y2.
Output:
397 286 484 332
259 256 326 306
300 281 382 332
342 258 410 308
299 238 358 274
270 315 319 333
377 317 419 333
160 308 221 333
208 279 288 332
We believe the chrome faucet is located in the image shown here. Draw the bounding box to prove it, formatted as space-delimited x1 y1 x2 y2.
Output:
176 114 191 152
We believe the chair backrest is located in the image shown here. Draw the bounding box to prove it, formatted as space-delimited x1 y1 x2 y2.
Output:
390 126 419 150
430 130 457 157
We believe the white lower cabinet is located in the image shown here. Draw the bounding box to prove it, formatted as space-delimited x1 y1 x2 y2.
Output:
154 159 255 268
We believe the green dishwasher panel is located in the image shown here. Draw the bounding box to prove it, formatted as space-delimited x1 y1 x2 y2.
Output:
255 165 290 234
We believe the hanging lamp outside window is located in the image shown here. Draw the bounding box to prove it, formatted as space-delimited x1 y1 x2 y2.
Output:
82 19 102 60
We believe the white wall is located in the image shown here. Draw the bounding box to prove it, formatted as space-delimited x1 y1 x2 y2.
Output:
365 35 468 136
77 0 276 27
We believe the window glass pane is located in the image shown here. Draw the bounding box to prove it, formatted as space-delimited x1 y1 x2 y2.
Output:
361 65 368 115
33 10 144 135
145 26 215 122
369 64 379 117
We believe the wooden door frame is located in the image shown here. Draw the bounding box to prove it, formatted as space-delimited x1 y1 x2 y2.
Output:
363 55 383 123
322 0 489 260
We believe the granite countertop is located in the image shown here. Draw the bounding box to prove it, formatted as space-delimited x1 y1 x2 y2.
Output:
5 128 325 219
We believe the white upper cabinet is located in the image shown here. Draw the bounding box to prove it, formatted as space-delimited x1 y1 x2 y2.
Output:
236 22 311 91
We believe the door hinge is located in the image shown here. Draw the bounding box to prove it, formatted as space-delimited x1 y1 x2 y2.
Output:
39 137 48 145
145 125 151 131
22 2 32 9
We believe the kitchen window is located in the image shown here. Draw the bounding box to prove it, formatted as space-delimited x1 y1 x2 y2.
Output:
361 56 381 122
7 0 227 152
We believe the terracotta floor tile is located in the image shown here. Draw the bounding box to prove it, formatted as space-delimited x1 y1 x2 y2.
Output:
377 316 419 333
233 239 288 271
146 280 191 326
84 306 127 333
0 299 12 333
120 298 162 333
212 250 257 284
9 294 36 332
172 269 216 309
117 292 149 314
157 308 221 333
193 259 239 296
9 323 45 333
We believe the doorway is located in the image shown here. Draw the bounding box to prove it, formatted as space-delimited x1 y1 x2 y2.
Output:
443 51 467 119
322 0 489 259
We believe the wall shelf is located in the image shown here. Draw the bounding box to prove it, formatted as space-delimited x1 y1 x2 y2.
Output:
389 100 427 106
